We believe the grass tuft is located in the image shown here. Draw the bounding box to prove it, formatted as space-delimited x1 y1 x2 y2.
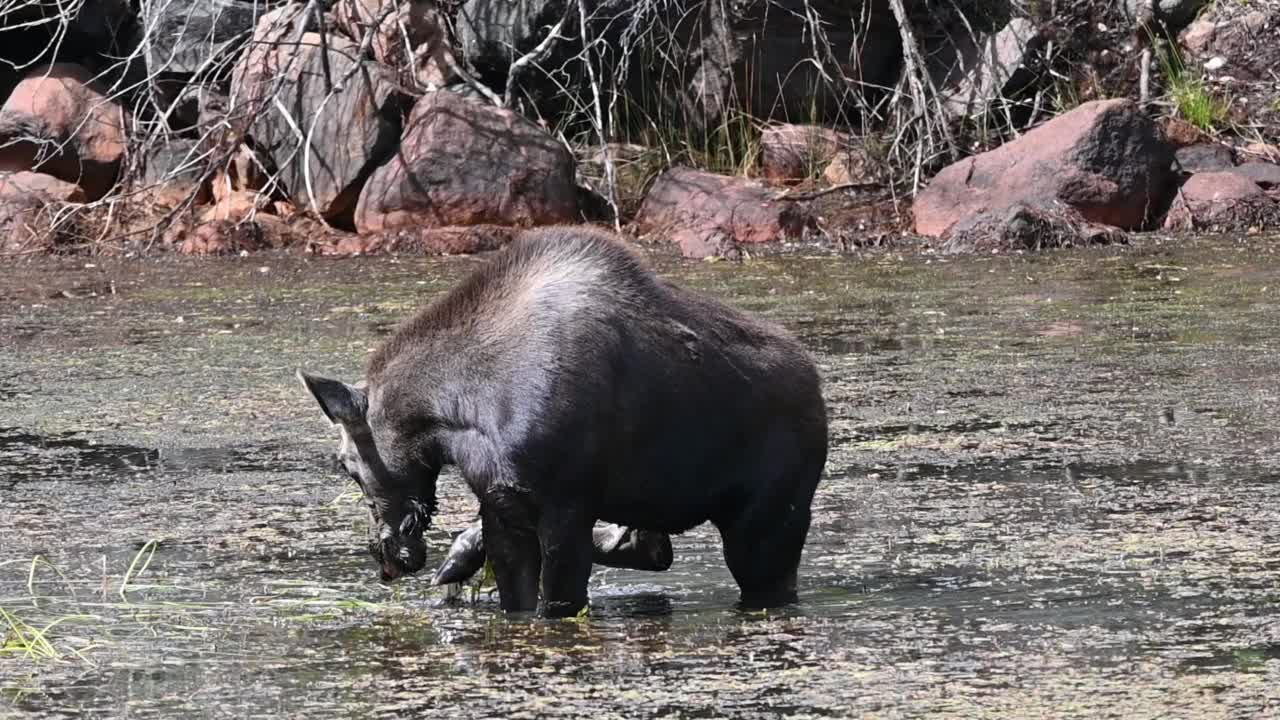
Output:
0 607 95 665
1169 75 1229 132
1159 44 1229 132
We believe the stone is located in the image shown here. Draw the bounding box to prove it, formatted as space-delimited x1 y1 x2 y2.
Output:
142 0 290 77
1123 0 1213 31
1179 7 1280 141
354 90 577 233
822 145 880 186
141 0 293 125
321 224 519 255
1157 0 1213 31
760 124 845 182
0 171 86 253
1174 143 1235 174
331 0 454 90
635 167 813 253
941 203 1127 255
936 18 1046 118
1232 162 1280 188
139 138 211 205
1180 10 1275 82
1159 116 1209 149
0 171 87 204
668 227 741 261
0 63 129 200
1163 171 1280 230
456 0 900 129
913 99 1173 237
226 4 317 107
1180 17 1218 56
1239 142 1280 163
230 25 405 222
175 219 270 255
199 189 275 223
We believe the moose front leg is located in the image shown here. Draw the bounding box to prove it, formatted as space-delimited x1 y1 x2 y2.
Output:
536 504 595 618
479 501 540 613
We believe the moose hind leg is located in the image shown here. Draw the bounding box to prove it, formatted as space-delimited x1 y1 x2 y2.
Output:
591 524 674 572
718 500 811 609
719 423 823 608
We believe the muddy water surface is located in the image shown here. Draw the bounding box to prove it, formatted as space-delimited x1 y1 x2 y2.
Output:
1 236 1278 718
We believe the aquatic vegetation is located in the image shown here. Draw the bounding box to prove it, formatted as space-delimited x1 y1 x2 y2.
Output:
118 540 159 601
0 608 84 664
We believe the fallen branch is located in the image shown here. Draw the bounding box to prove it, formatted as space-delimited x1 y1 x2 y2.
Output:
773 182 883 201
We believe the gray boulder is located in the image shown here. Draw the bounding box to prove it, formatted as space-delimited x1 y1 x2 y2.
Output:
935 18 1046 119
1121 0 1213 32
141 0 293 77
140 0 298 129
231 18 405 222
455 0 900 130
1174 143 1235 175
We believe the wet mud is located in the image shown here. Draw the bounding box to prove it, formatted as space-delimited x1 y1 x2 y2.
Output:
1 236 1278 717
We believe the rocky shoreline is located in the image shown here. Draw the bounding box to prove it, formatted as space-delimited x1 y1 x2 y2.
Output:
1 0 1277 260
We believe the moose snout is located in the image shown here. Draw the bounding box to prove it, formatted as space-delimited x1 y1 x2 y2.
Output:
371 521 427 583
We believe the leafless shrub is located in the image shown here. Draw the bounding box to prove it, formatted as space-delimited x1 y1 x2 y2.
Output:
0 0 1145 252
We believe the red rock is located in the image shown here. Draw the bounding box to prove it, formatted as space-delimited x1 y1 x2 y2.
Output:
331 0 454 89
0 171 86 203
176 220 269 255
1163 171 1279 230
354 91 577 233
1159 117 1208 149
228 5 313 116
0 171 89 253
200 190 274 223
823 145 880 186
1180 17 1217 56
321 224 518 255
0 63 128 200
760 124 844 181
668 227 740 260
635 167 812 257
913 99 1173 237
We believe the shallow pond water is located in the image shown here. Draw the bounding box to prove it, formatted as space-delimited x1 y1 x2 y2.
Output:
1 235 1278 718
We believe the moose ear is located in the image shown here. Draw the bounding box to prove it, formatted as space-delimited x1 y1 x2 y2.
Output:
296 370 368 427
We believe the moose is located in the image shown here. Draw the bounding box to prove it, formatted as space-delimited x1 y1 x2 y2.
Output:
299 226 828 617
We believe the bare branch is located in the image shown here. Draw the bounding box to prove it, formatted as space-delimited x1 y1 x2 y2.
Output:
505 5 574 108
